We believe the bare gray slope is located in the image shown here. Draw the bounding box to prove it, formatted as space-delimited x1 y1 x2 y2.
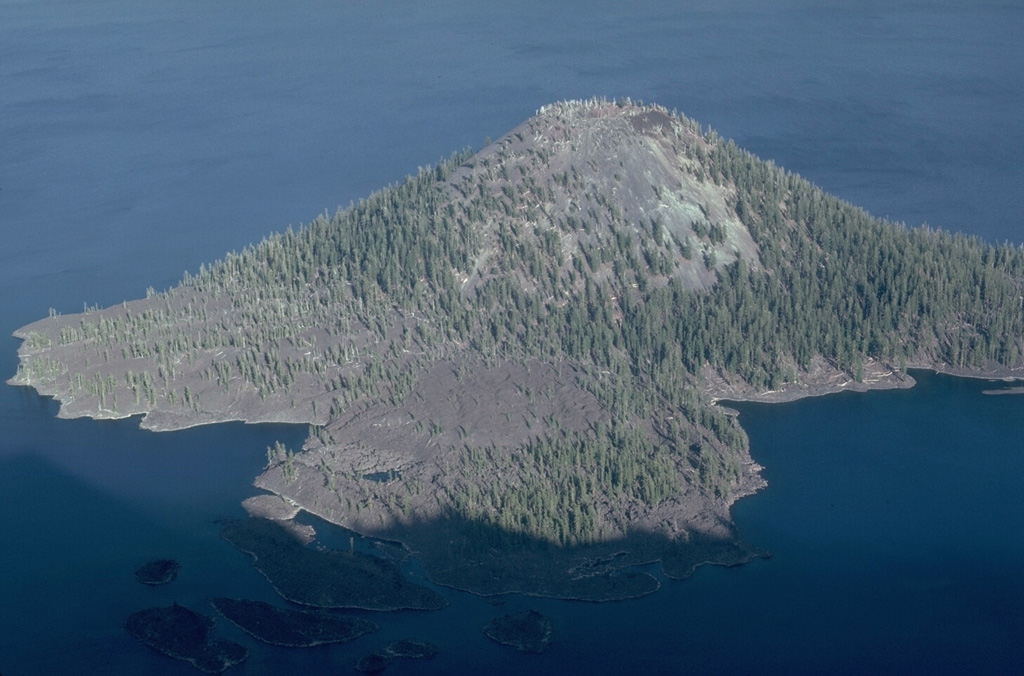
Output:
449 100 760 294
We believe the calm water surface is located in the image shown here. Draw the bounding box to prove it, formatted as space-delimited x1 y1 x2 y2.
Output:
2 1 1022 674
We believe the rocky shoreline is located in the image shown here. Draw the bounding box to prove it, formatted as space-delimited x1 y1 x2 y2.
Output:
706 358 1024 405
11 302 1021 604
13 333 1019 602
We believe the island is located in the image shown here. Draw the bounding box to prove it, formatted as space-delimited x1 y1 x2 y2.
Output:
209 597 377 646
124 604 248 673
9 98 1024 601
483 610 554 653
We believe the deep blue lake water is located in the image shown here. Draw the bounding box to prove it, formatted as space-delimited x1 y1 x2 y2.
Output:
2 1 1022 674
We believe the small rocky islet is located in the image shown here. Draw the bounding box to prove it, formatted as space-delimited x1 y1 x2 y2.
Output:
124 521 441 673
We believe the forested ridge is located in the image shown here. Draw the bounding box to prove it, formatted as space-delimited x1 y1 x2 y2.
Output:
11 99 1024 574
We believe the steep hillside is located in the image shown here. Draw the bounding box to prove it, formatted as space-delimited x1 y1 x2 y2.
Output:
445 101 760 294
10 99 1024 597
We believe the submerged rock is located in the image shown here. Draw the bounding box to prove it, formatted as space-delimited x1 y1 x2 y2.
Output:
134 559 180 585
354 652 393 673
483 610 553 653
382 638 438 659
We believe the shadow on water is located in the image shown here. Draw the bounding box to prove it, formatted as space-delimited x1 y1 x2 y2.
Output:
380 513 761 602
227 511 762 606
210 511 771 676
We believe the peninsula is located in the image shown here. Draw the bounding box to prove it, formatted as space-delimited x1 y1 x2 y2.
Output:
10 99 1024 598
209 597 378 647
